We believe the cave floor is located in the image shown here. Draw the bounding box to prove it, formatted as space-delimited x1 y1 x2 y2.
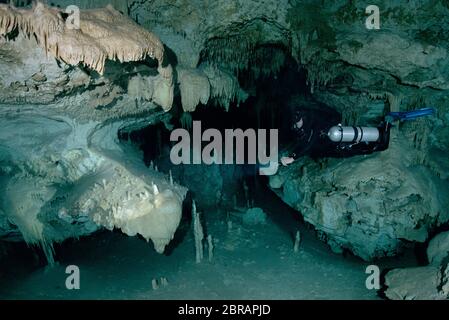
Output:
0 186 418 300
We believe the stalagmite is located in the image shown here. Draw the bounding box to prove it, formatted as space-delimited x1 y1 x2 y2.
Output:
152 183 159 196
293 230 301 253
160 277 168 287
151 278 159 290
169 170 173 186
227 220 233 232
192 201 204 264
227 211 233 231
243 181 249 208
207 234 214 262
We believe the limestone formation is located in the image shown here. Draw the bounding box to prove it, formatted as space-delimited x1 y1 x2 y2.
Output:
385 230 449 300
427 231 449 266
177 67 210 112
0 2 164 75
385 265 449 300
270 137 449 260
0 2 184 263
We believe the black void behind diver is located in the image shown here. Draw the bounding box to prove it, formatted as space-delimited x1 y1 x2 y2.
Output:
280 106 435 166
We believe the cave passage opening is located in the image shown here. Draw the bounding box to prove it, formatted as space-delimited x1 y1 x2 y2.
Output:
116 44 351 261
118 45 316 212
115 45 328 262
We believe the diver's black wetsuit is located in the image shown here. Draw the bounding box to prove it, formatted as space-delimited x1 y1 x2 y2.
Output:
286 106 392 160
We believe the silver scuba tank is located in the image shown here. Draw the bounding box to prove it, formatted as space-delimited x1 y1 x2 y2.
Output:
327 125 380 143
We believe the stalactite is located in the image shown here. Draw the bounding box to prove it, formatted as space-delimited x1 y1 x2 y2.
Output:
0 2 165 76
201 63 247 111
386 92 403 112
180 112 193 131
177 68 210 112
305 56 339 93
202 36 287 82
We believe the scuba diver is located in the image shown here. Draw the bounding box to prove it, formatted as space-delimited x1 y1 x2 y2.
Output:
280 105 435 166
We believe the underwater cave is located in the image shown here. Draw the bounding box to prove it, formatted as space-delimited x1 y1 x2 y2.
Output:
1 0 449 303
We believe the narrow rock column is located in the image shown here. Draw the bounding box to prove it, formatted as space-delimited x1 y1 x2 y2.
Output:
207 234 214 262
294 230 301 253
192 201 204 263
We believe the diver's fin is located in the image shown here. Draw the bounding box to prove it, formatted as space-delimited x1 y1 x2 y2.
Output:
387 107 435 122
